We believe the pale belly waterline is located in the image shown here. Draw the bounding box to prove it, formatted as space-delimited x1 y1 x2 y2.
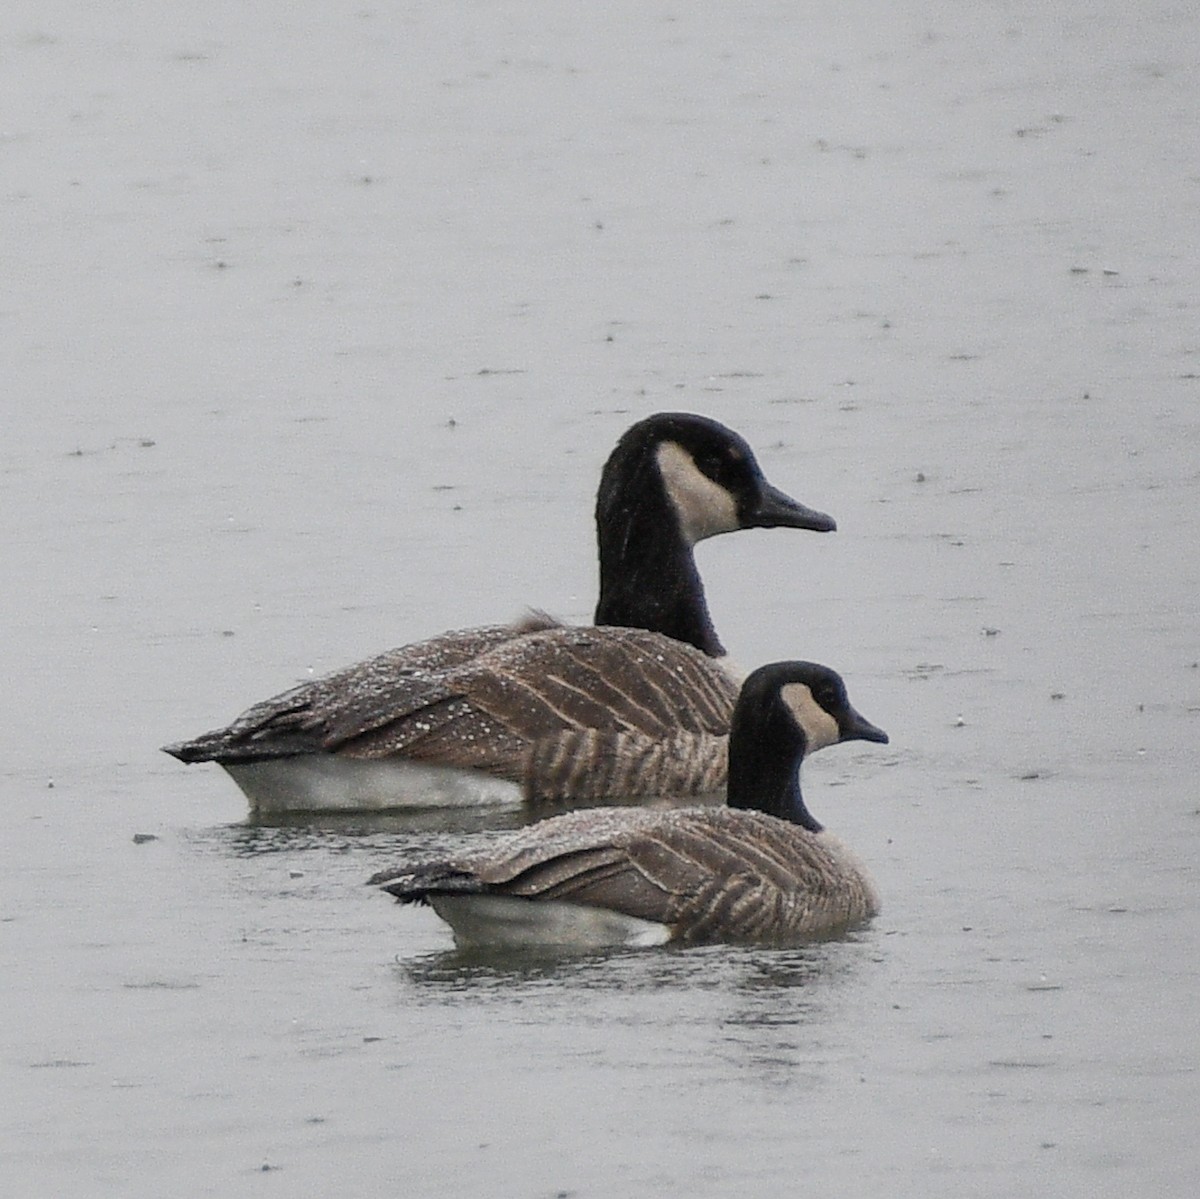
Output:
429 894 673 950
224 755 524 813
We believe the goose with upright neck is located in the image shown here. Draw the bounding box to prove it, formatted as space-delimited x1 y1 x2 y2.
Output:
163 414 836 812
371 660 889 949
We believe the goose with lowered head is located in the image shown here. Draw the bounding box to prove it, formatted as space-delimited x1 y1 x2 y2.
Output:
371 660 888 949
163 413 836 812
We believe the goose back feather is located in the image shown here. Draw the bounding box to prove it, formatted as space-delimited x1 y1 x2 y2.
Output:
382 807 877 945
174 621 739 801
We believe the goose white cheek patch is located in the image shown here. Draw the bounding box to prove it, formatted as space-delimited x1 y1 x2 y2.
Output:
780 684 840 753
655 441 740 543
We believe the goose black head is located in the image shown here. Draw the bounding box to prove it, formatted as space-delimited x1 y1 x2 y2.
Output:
727 661 888 828
594 413 836 656
633 413 836 545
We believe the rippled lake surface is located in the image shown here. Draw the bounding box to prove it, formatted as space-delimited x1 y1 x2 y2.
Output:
3 2 1198 1195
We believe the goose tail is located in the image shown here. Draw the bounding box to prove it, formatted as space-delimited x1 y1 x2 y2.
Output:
369 862 484 905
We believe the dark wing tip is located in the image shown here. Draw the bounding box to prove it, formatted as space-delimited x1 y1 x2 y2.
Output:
369 863 486 903
161 738 208 763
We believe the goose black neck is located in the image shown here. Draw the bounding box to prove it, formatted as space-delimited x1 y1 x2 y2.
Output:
593 449 724 657
726 691 821 831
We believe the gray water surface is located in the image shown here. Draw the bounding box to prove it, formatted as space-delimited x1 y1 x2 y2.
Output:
3 2 1198 1195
